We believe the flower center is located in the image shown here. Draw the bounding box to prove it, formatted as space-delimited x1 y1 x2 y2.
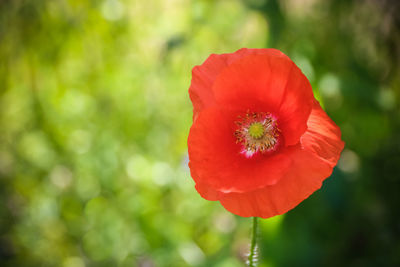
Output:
234 112 280 158
248 122 265 139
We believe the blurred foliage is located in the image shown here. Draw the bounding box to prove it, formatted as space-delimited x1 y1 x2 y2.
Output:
0 0 399 266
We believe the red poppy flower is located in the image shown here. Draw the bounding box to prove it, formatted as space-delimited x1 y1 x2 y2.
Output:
187 48 344 218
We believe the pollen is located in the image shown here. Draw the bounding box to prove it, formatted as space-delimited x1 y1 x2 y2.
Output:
234 111 280 157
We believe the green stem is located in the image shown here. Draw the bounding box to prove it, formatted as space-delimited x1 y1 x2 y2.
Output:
247 217 259 267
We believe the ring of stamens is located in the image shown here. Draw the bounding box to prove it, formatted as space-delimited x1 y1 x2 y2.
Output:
234 111 280 157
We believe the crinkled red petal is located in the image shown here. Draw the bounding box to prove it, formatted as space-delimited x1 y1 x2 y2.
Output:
301 100 344 168
189 48 285 120
211 54 314 146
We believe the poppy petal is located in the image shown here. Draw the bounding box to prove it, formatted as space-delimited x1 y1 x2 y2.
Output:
195 182 220 201
211 53 314 146
218 148 330 218
189 48 286 119
301 100 345 168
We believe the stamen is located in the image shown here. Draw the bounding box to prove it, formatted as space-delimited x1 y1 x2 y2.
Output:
234 112 280 157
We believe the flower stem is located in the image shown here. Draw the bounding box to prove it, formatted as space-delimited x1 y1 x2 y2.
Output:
247 217 259 267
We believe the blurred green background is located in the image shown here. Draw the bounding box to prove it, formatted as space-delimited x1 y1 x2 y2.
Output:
0 0 399 266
